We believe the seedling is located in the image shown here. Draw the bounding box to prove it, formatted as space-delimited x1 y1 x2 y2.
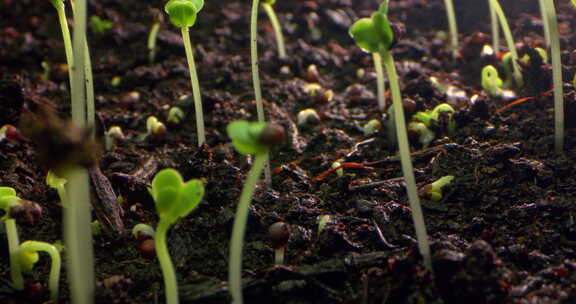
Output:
90 16 113 34
167 107 186 125
297 108 320 127
227 120 285 304
261 0 287 58
132 223 156 259
148 10 163 64
350 0 432 271
46 171 68 207
363 119 382 136
104 126 125 151
17 241 62 303
331 159 345 177
539 0 564 152
306 64 319 82
268 221 290 265
481 65 504 97
146 116 167 140
408 122 435 148
443 0 459 58
418 176 455 202
49 0 74 91
487 0 523 88
148 169 205 304
164 0 206 146
0 187 24 290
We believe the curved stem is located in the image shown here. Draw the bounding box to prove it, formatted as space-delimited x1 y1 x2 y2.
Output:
381 50 431 272
84 41 95 138
538 0 551 47
181 27 206 147
250 0 271 184
542 0 564 152
489 0 523 88
156 219 179 304
19 241 62 303
6 219 23 290
228 152 268 304
148 22 161 64
261 3 286 58
488 0 500 53
372 52 386 111
443 0 459 58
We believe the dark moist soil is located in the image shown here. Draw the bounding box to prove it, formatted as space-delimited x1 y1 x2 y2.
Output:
1 0 576 303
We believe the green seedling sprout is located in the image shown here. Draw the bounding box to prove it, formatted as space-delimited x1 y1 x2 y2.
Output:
331 159 344 177
412 103 456 140
487 0 500 53
0 187 24 290
17 241 62 303
481 65 504 97
227 120 285 304
50 0 74 92
164 0 206 147
408 122 435 148
297 108 320 127
488 0 523 88
443 0 459 58
148 11 163 64
540 0 564 152
363 119 382 136
261 0 287 58
146 116 167 139
418 175 455 202
89 16 113 34
132 223 156 259
46 171 68 207
104 126 125 151
167 107 186 125
132 223 155 240
149 169 205 304
350 0 432 271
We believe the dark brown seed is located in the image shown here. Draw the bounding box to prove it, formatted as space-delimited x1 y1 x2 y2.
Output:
268 221 291 249
138 238 156 259
259 124 285 147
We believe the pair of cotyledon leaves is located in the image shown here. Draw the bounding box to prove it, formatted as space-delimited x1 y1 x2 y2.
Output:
164 0 204 28
226 120 270 155
349 1 394 53
149 169 204 225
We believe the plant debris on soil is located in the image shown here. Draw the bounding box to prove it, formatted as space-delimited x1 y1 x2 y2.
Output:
1 0 576 303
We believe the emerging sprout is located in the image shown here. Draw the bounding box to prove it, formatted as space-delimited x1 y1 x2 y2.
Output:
408 122 435 148
0 187 24 290
46 171 68 207
481 65 503 97
297 108 321 127
146 116 167 140
261 0 287 58
149 169 205 304
303 83 322 97
17 241 62 303
363 119 382 136
90 16 113 34
164 0 206 146
306 64 319 82
268 221 290 265
148 10 163 64
350 0 431 271
412 103 456 137
132 223 156 259
167 107 186 125
227 121 285 303
418 175 455 201
105 126 125 151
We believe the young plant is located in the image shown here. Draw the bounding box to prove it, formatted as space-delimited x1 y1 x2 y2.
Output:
146 116 167 140
443 0 459 58
481 65 504 97
540 0 564 152
261 0 287 58
408 121 435 148
50 0 74 91
487 0 523 88
46 171 68 207
148 10 163 64
350 0 432 271
89 16 113 35
268 221 290 265
17 241 62 303
418 175 455 201
104 126 125 151
487 0 500 53
0 187 24 290
164 0 206 147
149 169 205 304
227 120 285 303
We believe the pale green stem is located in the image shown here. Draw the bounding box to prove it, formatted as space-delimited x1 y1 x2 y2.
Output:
443 0 459 58
155 219 179 304
542 0 564 152
6 219 23 290
228 152 267 304
381 50 432 271
261 3 286 58
181 27 206 147
250 0 271 184
85 42 95 138
488 0 500 53
53 0 75 93
64 168 94 304
18 241 62 303
56 184 68 208
372 52 386 111
538 0 551 47
148 23 161 64
489 0 523 88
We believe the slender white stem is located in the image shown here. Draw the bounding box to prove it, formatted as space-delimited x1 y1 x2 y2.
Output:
372 52 386 111
148 23 161 64
181 27 206 147
489 0 523 88
488 0 500 53
156 219 179 304
53 2 74 92
262 3 286 58
538 0 551 47
6 219 23 290
443 0 459 58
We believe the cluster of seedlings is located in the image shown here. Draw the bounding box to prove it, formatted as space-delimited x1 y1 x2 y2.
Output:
1 0 574 303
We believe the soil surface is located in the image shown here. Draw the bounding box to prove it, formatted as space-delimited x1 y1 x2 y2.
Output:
1 0 576 303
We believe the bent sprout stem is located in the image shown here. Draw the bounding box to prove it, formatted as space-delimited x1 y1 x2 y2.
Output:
6 219 23 290
372 52 386 110
250 0 271 184
148 22 161 64
261 3 286 58
443 0 459 58
488 0 523 88
18 241 62 303
538 0 551 47
181 27 206 146
52 0 74 91
155 219 179 304
380 49 432 271
542 0 564 152
488 0 500 53
228 152 268 304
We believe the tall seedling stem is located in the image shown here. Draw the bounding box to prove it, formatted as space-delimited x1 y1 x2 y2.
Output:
261 2 286 58
372 52 386 110
488 0 500 53
443 0 459 58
